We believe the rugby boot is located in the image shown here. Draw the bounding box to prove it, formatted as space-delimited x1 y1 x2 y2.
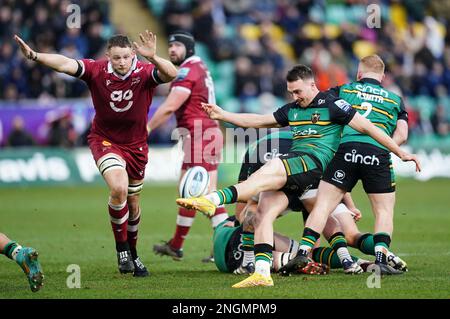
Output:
176 196 216 216
133 257 149 277
15 247 44 292
117 250 135 274
232 273 273 288
153 241 183 261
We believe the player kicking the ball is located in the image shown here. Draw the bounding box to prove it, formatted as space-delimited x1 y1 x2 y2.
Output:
14 31 177 276
177 65 420 287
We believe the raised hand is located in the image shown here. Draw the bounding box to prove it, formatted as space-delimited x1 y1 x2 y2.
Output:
133 30 157 60
14 35 36 60
201 102 224 121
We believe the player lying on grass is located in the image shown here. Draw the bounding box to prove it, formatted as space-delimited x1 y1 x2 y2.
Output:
0 232 43 292
177 64 419 287
233 130 407 276
14 31 177 277
213 210 373 278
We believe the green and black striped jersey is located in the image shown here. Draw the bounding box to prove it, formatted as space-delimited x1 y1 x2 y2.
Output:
332 78 408 151
273 91 356 170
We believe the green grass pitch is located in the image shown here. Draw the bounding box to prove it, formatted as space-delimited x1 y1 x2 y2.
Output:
1 178 449 299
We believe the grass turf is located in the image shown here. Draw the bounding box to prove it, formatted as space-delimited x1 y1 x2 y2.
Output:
1 178 449 299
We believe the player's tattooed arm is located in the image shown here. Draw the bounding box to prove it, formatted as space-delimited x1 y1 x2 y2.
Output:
14 34 79 76
133 30 177 82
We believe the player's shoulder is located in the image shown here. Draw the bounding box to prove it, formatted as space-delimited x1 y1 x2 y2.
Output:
316 90 341 106
81 58 106 68
277 101 297 111
320 90 352 112
177 56 205 78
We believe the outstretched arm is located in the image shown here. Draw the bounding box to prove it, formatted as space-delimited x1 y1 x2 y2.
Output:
14 35 79 76
147 88 190 132
201 103 281 128
133 30 177 82
348 112 421 172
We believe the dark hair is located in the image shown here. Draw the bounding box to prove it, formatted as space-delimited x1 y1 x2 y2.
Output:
107 35 132 50
168 30 195 61
286 65 314 82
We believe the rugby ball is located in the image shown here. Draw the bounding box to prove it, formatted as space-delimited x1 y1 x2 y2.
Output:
179 166 210 198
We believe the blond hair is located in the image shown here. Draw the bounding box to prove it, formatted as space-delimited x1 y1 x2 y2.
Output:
359 54 385 74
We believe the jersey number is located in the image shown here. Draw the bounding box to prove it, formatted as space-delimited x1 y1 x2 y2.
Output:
205 72 216 104
110 89 133 112
360 102 373 118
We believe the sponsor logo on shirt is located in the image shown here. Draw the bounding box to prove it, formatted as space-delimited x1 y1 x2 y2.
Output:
334 99 352 112
176 67 190 80
293 127 318 137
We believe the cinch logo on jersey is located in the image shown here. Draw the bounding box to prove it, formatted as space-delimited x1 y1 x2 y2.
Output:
292 127 319 138
354 84 389 97
344 149 380 166
263 149 289 161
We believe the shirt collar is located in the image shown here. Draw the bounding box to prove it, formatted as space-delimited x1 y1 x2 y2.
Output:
107 56 138 80
359 77 381 86
180 55 201 67
309 91 326 107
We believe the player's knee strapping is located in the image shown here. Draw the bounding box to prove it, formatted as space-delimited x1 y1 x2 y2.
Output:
128 182 143 196
97 154 125 176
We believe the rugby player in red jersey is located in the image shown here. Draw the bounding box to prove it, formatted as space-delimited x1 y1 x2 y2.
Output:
149 31 228 262
14 31 177 276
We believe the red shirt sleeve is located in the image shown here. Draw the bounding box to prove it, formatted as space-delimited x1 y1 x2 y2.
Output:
78 58 98 82
145 63 163 88
171 66 195 92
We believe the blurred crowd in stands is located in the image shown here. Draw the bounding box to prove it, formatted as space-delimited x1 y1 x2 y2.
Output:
1 0 450 148
0 0 112 101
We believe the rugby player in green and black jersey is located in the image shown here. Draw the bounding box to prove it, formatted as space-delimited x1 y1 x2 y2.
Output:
281 55 417 277
176 64 420 288
229 131 408 276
